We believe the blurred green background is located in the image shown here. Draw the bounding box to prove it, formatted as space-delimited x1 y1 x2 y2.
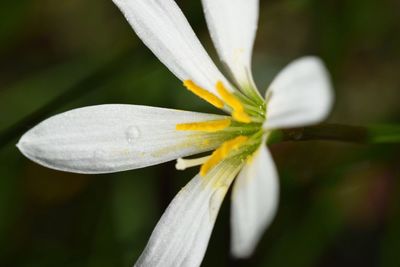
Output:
1 0 400 266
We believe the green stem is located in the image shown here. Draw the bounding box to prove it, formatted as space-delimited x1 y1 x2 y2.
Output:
269 123 400 144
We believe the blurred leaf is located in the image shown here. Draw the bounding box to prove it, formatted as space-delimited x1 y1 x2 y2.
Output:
112 169 158 265
380 174 400 267
0 59 102 133
0 0 30 48
260 183 344 267
0 145 22 258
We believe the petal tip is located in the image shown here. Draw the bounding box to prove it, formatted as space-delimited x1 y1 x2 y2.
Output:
231 246 255 259
16 132 41 167
16 140 23 153
16 134 30 156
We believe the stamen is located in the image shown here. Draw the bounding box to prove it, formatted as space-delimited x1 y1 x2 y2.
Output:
176 119 231 132
175 155 211 170
232 110 251 123
183 80 224 109
200 135 248 176
216 81 251 123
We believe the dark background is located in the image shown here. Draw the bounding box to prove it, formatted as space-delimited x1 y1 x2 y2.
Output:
1 0 400 266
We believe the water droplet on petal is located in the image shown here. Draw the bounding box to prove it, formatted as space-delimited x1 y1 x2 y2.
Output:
126 125 141 144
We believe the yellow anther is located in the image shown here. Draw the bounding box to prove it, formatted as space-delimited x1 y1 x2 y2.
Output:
176 119 231 132
200 135 248 176
216 81 242 111
232 111 251 124
183 80 224 109
216 81 251 123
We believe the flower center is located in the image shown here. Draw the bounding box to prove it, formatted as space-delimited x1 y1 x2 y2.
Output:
175 80 266 176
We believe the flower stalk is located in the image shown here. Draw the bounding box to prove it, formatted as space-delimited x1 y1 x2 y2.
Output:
271 124 400 144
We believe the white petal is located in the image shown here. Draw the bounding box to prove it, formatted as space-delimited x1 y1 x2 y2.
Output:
231 145 279 258
135 159 242 267
201 0 259 88
112 0 231 94
263 57 334 129
17 104 225 174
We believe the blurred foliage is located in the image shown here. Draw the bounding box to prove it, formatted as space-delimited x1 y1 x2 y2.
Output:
0 0 400 266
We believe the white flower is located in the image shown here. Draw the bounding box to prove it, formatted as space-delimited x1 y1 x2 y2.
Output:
17 0 334 266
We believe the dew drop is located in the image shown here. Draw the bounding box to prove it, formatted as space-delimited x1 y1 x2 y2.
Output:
126 125 141 144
